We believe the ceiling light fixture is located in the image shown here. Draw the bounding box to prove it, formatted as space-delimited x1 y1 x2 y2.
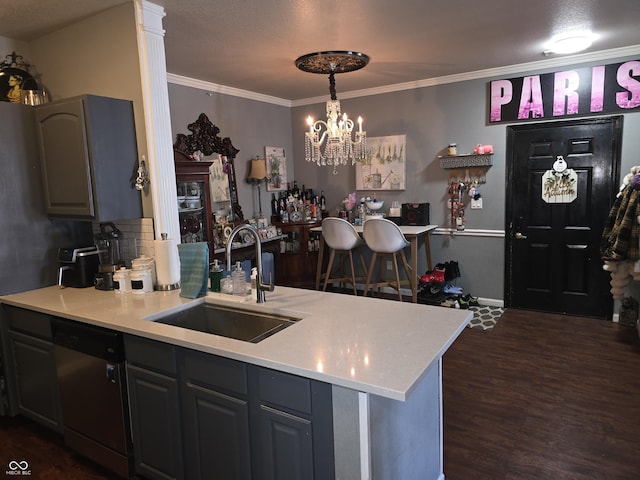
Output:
544 31 595 55
295 51 369 175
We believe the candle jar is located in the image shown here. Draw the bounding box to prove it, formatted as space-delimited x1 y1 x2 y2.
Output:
447 143 457 156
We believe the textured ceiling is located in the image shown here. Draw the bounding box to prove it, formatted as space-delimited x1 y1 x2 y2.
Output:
2 0 640 101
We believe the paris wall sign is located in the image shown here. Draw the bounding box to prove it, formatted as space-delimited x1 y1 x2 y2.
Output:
489 59 640 123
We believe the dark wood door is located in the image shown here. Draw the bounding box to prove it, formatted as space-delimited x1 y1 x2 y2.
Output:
505 117 622 319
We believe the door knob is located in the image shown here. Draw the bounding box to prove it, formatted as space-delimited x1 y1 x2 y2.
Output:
514 232 528 240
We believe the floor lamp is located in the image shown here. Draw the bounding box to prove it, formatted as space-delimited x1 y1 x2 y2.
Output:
247 158 268 219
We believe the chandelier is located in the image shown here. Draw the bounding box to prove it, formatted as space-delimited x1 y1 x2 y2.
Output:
295 51 369 175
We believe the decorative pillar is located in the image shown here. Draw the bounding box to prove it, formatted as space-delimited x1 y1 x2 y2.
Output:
134 0 179 242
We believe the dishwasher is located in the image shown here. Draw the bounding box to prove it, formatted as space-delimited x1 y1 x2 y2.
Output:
52 318 133 479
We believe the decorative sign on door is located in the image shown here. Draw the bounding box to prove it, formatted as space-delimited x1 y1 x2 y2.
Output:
355 134 406 191
542 156 577 203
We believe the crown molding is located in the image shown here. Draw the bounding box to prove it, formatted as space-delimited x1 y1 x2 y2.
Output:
166 73 291 107
168 45 640 108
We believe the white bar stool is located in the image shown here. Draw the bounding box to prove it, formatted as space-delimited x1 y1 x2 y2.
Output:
362 217 413 301
320 217 368 295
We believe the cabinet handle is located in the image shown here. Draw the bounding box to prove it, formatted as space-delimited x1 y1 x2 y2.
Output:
106 363 117 383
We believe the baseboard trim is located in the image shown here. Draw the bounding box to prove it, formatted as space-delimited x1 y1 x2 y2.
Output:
347 283 504 307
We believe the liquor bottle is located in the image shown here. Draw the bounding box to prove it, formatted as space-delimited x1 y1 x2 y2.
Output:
271 193 278 216
320 190 326 211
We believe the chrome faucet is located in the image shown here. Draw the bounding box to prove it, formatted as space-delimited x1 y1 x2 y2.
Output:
226 224 274 303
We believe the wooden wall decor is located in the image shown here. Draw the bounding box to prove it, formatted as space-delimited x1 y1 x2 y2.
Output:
174 113 244 221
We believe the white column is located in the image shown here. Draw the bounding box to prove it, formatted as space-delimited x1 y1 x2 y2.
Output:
134 0 179 242
358 391 372 480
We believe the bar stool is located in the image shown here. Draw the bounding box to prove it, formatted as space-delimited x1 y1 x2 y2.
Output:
320 217 368 295
362 217 412 301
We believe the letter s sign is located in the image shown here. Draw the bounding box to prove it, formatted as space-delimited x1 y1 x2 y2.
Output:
616 60 640 109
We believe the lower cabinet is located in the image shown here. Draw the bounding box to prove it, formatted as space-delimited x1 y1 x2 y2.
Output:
273 220 322 288
124 334 334 480
125 336 184 480
257 405 314 479
251 367 335 480
181 349 252 480
1 305 61 432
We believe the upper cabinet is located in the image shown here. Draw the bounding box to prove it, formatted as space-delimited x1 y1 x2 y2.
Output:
34 94 142 221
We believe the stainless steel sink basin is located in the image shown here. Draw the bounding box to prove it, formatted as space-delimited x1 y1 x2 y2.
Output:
152 303 299 343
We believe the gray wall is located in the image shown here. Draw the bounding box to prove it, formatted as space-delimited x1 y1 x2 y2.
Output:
168 54 640 303
168 84 293 220
292 54 640 302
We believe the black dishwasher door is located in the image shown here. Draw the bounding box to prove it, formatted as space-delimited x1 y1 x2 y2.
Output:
52 318 132 478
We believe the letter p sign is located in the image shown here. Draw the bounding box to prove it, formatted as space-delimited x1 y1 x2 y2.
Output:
490 80 513 122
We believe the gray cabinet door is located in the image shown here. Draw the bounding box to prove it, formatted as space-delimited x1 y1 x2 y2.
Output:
127 364 184 480
35 97 94 217
257 405 314 480
182 383 252 480
35 94 142 221
8 330 61 431
2 305 61 431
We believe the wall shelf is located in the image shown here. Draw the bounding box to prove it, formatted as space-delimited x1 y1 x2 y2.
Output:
438 153 493 169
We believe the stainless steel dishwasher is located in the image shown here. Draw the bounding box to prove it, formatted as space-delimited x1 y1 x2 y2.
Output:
52 318 133 479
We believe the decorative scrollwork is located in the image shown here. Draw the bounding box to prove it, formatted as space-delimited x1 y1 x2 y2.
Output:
174 113 244 221
174 113 239 159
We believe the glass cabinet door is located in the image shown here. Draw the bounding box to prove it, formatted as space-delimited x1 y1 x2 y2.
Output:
178 181 208 244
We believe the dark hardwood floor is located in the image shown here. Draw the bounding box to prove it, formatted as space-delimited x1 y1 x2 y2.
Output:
443 308 640 480
1 307 639 479
0 415 114 479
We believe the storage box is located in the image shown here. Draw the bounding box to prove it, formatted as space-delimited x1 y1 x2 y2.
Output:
401 203 430 226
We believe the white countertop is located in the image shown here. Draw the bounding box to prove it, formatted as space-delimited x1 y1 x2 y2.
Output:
1 285 470 401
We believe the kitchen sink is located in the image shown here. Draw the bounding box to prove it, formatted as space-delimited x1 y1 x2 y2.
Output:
152 303 299 343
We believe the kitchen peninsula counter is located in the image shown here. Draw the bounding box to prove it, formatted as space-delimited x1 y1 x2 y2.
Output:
1 285 470 479
1 285 468 401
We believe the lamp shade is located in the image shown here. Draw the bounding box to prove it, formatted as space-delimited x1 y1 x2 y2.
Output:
247 158 268 181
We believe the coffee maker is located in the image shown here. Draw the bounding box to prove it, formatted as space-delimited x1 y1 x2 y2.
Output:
94 222 125 290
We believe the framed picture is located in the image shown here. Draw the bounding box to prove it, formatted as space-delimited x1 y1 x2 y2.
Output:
356 134 406 191
0 67 35 103
265 146 287 191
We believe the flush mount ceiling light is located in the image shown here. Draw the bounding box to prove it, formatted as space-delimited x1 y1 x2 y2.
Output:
295 51 369 175
544 31 595 55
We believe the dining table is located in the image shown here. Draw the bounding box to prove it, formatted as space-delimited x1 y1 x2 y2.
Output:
311 223 438 303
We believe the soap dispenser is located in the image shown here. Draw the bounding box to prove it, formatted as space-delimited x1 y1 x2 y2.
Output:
209 259 223 292
250 267 258 298
231 261 246 296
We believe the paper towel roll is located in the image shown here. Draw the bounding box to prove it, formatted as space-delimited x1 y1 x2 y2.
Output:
154 238 181 287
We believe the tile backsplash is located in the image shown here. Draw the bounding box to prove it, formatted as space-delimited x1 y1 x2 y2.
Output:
92 218 155 267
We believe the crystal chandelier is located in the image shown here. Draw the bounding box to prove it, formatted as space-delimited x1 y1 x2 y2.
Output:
295 51 369 175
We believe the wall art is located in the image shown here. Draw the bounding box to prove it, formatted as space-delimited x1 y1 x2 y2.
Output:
355 134 406 191
265 146 287 191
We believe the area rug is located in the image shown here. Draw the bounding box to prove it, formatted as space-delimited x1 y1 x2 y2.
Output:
467 305 504 331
